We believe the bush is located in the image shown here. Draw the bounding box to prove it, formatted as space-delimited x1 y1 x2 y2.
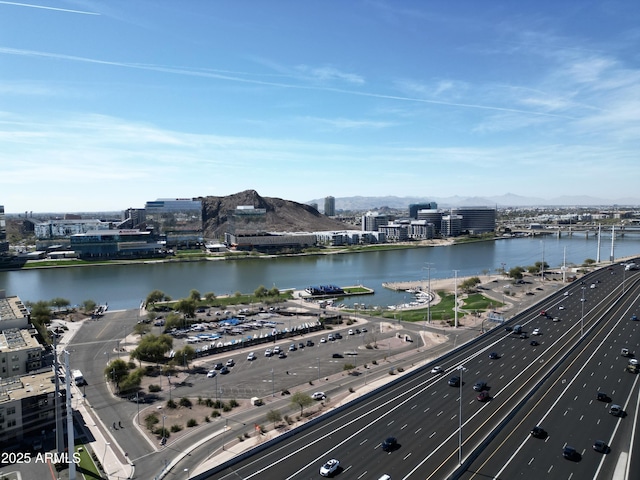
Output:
186 419 197 427
156 427 170 438
179 397 192 408
222 404 232 412
204 416 210 423
211 410 221 418
170 424 182 432
166 399 177 409
144 413 159 431
148 384 161 392
228 399 239 408
213 400 224 409
205 398 214 407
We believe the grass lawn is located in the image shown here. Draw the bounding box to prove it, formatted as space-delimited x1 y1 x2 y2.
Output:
75 443 104 479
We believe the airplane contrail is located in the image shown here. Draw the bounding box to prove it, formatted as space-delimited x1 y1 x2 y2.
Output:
0 1 100 15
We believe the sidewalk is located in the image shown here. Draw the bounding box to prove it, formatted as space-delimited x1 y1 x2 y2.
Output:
56 318 133 480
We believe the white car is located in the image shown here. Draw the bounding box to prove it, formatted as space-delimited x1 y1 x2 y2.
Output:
264 349 272 357
563 291 569 296
319 458 339 477
207 370 216 378
226 359 235 367
431 366 444 374
348 329 354 335
559 305 565 310
247 352 256 361
312 392 326 400
532 328 541 336
320 337 327 343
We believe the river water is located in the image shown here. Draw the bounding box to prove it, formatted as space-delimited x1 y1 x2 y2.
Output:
1 235 638 310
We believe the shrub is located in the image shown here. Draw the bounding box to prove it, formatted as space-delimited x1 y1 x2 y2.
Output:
186 419 197 427
148 384 161 392
156 427 170 438
222 404 232 412
179 397 192 408
211 410 221 418
204 416 210 423
213 400 224 409
205 398 214 407
170 424 182 433
166 399 177 409
144 413 159 431
228 399 239 408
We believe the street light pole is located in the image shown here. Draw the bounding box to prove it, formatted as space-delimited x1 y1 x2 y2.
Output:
317 358 320 384
458 365 465 465
271 369 274 397
581 286 586 337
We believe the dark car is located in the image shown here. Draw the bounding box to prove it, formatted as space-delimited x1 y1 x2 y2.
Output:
597 391 611 402
298 342 305 349
562 445 580 461
448 376 460 387
213 363 224 370
593 440 609 453
473 381 487 392
488 352 500 360
505 326 513 332
530 340 539 346
381 437 398 452
332 353 344 358
219 366 230 374
334 333 342 339
306 340 315 347
530 426 547 438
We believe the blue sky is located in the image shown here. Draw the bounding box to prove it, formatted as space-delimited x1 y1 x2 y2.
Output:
1 1 640 213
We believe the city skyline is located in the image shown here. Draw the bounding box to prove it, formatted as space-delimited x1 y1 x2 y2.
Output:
2 1 640 212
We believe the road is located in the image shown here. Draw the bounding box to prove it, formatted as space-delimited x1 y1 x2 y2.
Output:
197 263 640 480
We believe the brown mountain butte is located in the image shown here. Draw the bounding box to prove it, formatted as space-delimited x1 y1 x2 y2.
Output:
200 190 350 239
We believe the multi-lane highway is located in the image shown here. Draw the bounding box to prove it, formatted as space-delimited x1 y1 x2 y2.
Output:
201 263 640 480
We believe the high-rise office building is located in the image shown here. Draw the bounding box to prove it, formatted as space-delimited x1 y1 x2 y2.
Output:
409 202 438 219
324 196 336 216
0 205 8 255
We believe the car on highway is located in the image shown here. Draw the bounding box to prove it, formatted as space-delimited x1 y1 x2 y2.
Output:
381 436 398 452
477 391 490 402
431 366 444 374
609 404 624 417
530 340 539 346
207 370 217 378
247 352 256 361
558 305 565 310
473 381 487 392
563 291 570 296
312 392 326 400
332 353 344 358
448 376 460 387
488 352 500 359
563 445 580 461
553 317 560 322
593 440 609 453
530 426 546 438
532 328 541 336
597 391 611 402
319 458 339 477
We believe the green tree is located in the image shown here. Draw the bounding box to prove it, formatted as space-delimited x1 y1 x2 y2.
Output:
460 276 481 293
583 258 596 266
189 289 201 302
204 292 216 302
268 286 280 296
105 359 130 391
265 409 282 428
29 300 52 324
50 297 71 311
290 391 313 416
82 299 97 314
508 266 525 280
254 285 268 297
119 368 145 394
174 299 196 318
133 322 151 338
145 290 171 307
130 334 173 364
175 346 196 369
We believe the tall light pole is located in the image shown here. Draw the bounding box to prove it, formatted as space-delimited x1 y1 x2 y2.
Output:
580 286 586 337
215 374 219 403
317 357 320 384
271 368 274 397
454 270 459 328
457 365 465 465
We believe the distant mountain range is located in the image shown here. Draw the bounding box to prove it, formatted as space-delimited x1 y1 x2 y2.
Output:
309 193 640 211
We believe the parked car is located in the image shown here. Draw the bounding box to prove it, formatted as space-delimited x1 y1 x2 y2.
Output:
213 362 224 370
264 349 272 357
332 353 344 358
226 359 235 367
289 344 297 351
247 352 256 361
306 340 315 347
319 458 339 477
348 329 354 335
278 352 287 359
220 366 230 374
207 370 217 378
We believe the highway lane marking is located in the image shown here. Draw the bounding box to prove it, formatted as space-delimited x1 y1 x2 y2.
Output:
415 427 422 434
429 431 435 438
528 457 534 466
357 471 367 479
403 452 412 460
359 439 368 445
401 423 407 430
